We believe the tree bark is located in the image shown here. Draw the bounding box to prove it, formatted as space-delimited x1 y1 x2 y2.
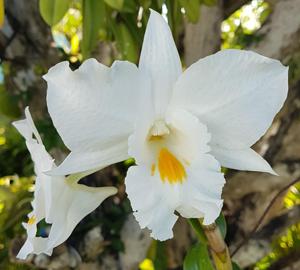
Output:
183 1 223 66
0 0 60 118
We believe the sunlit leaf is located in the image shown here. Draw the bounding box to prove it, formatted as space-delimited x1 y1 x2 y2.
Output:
255 223 300 269
0 0 4 28
179 0 200 23
139 258 155 270
184 243 214 270
82 0 106 59
104 0 124 10
70 34 80 55
39 0 71 26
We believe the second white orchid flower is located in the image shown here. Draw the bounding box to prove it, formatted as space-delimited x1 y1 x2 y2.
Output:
13 108 117 259
42 11 288 241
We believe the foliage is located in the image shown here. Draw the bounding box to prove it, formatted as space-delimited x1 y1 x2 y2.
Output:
0 176 33 270
284 183 300 209
253 182 300 269
39 0 72 26
47 0 221 63
183 243 214 270
254 223 300 270
138 241 168 270
221 0 270 49
0 0 3 28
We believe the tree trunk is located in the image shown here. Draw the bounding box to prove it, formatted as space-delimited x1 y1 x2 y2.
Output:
183 1 223 66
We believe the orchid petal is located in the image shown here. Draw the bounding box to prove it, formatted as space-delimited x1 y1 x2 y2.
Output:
45 59 141 153
17 238 49 260
126 165 178 240
46 182 116 250
171 49 288 150
139 10 182 117
211 146 277 175
14 109 117 259
48 140 129 175
126 109 225 240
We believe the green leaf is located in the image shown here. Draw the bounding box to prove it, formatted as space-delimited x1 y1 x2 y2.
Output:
0 0 4 28
147 240 167 270
188 219 207 244
0 86 20 118
165 0 174 34
82 0 106 59
216 213 227 239
184 243 214 270
200 0 217 6
39 0 71 26
139 0 152 9
154 241 167 270
216 213 227 238
104 0 124 10
156 0 164 9
179 0 200 23
122 0 137 13
114 22 138 62
232 262 242 270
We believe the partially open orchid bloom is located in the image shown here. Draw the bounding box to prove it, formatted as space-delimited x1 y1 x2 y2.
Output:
44 11 288 240
13 108 117 259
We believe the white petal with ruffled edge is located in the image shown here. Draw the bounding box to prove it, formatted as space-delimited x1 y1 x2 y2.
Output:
45 59 142 175
126 109 225 240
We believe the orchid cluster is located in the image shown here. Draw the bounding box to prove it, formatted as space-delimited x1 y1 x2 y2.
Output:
14 10 288 262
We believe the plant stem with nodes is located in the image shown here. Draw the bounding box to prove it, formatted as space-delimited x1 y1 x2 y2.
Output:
202 223 232 270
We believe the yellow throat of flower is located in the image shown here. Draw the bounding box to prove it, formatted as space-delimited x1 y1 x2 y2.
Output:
27 215 36 225
157 147 186 184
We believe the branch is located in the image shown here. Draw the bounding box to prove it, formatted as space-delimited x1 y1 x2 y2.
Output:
231 176 300 257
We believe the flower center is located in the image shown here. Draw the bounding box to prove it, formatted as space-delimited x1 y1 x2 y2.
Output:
149 120 170 140
157 147 186 184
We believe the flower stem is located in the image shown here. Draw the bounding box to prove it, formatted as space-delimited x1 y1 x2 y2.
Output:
202 223 232 270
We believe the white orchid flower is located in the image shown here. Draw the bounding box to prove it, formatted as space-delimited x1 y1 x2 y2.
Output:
44 11 288 240
13 108 117 259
